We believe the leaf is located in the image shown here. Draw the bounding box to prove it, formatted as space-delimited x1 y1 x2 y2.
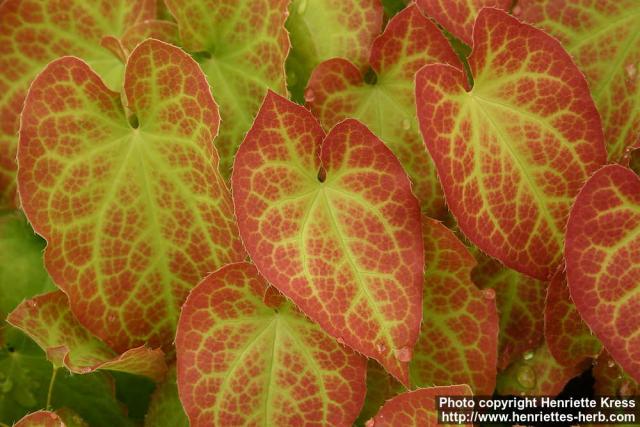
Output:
0 211 55 318
366 385 472 427
144 366 188 427
516 1 640 161
0 0 156 209
0 327 134 427
565 164 640 382
629 148 640 175
545 269 602 366
415 0 511 46
471 253 545 370
593 351 639 397
163 0 289 177
415 8 607 280
120 20 180 53
14 411 65 427
355 361 404 426
17 39 244 352
232 91 424 384
55 409 89 427
7 291 167 381
381 0 409 18
306 5 461 217
496 343 587 396
410 217 498 394
286 0 383 101
175 262 367 426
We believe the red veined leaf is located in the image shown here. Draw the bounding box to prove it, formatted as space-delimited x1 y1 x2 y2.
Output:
410 217 498 394
470 254 546 370
366 385 472 427
55 409 88 427
496 343 587 396
144 365 188 427
306 5 461 217
163 0 289 177
545 269 602 366
565 164 640 382
593 351 639 397
7 291 167 382
14 411 65 427
175 262 367 427
415 8 607 280
17 39 244 352
120 20 180 53
232 91 424 385
355 361 405 426
516 0 640 161
0 0 156 209
415 0 511 46
286 0 383 100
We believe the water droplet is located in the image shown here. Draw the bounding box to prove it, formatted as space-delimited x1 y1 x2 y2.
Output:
523 351 534 361
618 380 634 397
376 343 386 353
0 378 13 393
394 347 412 362
297 0 307 14
402 119 410 130
304 88 315 103
516 365 536 389
483 288 495 300
626 63 637 80
27 300 37 309
607 359 616 368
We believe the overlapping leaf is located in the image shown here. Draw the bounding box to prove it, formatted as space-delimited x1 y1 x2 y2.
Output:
175 262 367 426
471 253 546 369
18 39 244 352
163 0 290 177
565 165 640 382
232 91 423 384
545 270 602 366
415 8 606 279
496 343 587 396
7 291 166 381
416 0 511 45
0 0 156 209
144 366 188 427
517 0 640 161
593 351 639 397
629 148 640 175
286 0 383 100
355 361 404 426
307 5 460 217
14 411 65 427
366 385 472 427
410 218 498 394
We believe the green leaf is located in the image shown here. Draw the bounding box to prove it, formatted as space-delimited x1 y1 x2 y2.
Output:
144 366 187 427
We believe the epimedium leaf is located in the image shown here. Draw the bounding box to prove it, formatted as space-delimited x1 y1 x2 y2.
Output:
565 164 640 382
232 91 424 385
14 411 65 427
410 217 498 394
366 385 473 427
17 39 244 353
175 262 367 426
355 361 404 427
516 1 640 161
306 5 461 218
0 0 156 209
120 20 180 53
496 343 588 396
415 8 607 280
415 0 511 46
144 366 188 427
286 0 383 101
7 291 167 382
593 351 639 397
545 269 602 366
471 253 546 370
163 0 290 177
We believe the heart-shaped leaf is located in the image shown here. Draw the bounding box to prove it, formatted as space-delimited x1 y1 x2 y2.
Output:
565 164 640 382
18 39 244 352
411 217 498 394
8 291 167 381
366 385 472 427
416 0 511 46
516 0 640 161
545 269 602 366
163 0 290 177
471 254 546 369
307 5 460 217
0 0 156 209
175 262 367 426
415 8 606 279
286 0 383 100
232 91 424 384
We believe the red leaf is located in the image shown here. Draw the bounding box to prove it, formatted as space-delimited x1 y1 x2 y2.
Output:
232 91 423 385
566 164 640 382
14 411 64 427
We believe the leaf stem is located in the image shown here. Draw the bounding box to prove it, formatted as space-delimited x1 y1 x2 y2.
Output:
46 366 59 410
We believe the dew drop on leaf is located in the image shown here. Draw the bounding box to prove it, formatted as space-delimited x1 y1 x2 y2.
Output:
523 350 534 361
394 347 412 362
516 365 536 389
